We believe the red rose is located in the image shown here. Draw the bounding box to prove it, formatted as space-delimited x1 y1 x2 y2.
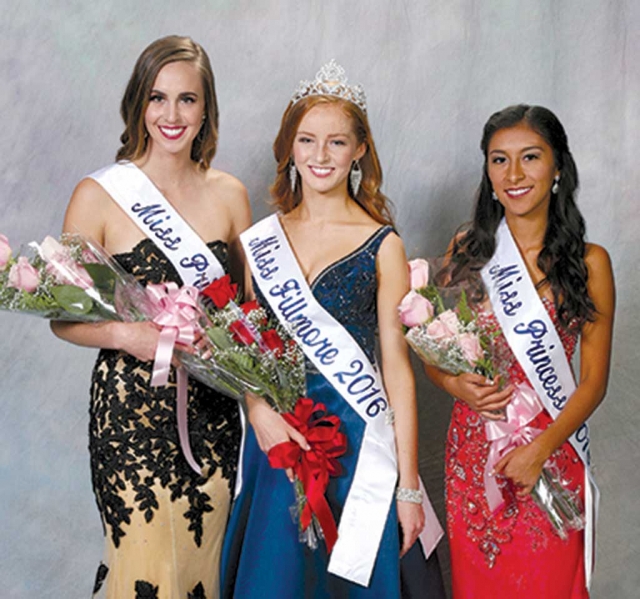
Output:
202 275 238 309
229 319 256 345
240 300 260 315
261 329 285 358
240 299 270 326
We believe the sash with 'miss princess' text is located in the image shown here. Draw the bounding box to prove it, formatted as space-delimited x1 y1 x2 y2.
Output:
241 214 442 587
88 161 230 476
89 161 225 288
481 218 599 588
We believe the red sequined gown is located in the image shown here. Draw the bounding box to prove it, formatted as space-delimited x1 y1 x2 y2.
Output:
446 298 588 598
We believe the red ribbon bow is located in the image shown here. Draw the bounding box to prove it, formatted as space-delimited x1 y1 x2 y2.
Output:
267 398 347 553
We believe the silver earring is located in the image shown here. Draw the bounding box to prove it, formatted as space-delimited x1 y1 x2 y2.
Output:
492 190 498 201
551 175 560 194
289 160 297 193
350 160 362 197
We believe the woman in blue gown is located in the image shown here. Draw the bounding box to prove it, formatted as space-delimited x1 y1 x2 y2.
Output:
221 61 445 598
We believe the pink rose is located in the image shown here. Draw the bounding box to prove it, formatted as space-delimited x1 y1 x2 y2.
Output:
426 310 460 340
399 290 434 327
0 234 11 270
408 259 430 290
81 248 100 264
38 236 93 289
439 310 461 334
47 261 94 289
39 236 71 262
8 256 40 292
458 332 483 364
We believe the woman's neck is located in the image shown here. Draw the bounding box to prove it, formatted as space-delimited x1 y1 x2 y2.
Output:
292 185 359 223
134 148 199 191
505 212 548 254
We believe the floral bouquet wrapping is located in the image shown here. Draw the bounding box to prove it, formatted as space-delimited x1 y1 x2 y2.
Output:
177 275 347 551
0 233 148 323
531 465 584 540
399 258 584 540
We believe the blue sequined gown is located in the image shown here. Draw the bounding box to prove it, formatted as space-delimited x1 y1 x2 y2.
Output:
221 227 444 599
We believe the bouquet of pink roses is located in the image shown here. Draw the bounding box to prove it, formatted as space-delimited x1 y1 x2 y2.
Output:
398 258 495 379
0 233 148 322
400 258 584 539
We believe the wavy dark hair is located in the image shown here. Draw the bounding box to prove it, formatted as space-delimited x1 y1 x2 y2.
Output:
116 35 219 170
270 95 394 226
449 104 595 329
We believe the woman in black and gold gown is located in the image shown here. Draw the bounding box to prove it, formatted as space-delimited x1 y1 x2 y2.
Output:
52 36 250 598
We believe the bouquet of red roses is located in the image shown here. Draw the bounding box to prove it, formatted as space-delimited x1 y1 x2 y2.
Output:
177 275 347 552
176 274 305 410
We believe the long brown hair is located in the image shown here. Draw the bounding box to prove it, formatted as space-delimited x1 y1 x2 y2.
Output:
450 104 594 330
116 35 219 170
270 95 394 225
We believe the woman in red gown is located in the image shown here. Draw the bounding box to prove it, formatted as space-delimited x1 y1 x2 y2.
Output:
426 105 615 598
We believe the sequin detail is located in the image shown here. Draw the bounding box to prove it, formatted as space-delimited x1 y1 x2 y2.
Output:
446 297 580 568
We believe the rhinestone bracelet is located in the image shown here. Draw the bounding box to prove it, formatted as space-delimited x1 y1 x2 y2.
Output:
396 487 423 504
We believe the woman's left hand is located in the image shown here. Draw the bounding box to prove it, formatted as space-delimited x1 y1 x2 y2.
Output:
397 500 425 557
493 441 548 496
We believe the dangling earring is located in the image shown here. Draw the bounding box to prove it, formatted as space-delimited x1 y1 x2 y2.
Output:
492 190 498 201
144 127 149 140
350 160 362 197
551 174 560 194
289 160 297 193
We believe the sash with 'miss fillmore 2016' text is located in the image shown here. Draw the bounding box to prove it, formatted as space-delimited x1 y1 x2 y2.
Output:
481 218 599 589
241 214 442 587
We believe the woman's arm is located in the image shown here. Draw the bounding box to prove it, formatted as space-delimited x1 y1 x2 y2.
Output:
220 176 252 297
50 179 162 360
245 391 309 481
423 366 513 420
376 232 425 556
422 232 513 419
495 244 615 493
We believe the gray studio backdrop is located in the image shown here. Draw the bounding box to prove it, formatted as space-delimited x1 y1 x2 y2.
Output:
1 1 638 597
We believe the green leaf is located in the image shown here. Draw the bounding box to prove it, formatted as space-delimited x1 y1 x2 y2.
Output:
457 289 473 325
228 351 256 373
50 285 94 314
83 263 117 294
207 326 233 349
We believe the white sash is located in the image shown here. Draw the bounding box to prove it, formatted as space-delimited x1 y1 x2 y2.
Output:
481 218 599 588
88 161 232 477
89 162 225 289
241 215 442 586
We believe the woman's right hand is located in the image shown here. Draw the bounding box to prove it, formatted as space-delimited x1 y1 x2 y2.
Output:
246 392 310 481
445 372 514 420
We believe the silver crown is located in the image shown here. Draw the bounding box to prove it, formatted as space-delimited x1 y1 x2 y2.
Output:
290 60 367 113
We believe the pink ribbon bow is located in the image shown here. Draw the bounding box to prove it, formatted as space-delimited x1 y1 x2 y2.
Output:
483 383 544 512
146 282 202 475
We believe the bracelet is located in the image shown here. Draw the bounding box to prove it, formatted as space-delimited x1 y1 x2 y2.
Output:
396 487 423 504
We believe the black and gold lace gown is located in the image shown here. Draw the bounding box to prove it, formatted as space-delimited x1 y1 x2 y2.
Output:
89 239 240 599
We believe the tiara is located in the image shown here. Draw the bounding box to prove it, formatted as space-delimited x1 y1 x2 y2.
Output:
290 60 367 113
